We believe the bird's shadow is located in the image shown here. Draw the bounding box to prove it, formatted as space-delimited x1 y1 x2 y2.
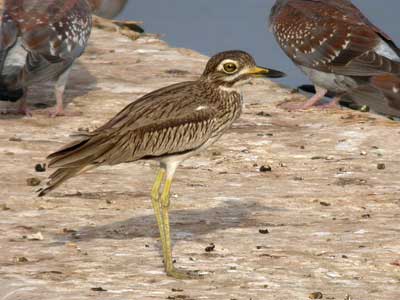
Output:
0 61 97 120
57 198 286 243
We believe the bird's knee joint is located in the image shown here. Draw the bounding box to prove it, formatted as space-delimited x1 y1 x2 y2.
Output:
161 194 170 209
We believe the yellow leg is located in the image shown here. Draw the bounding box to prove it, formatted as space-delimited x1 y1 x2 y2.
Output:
150 169 167 262
160 178 174 273
159 177 203 279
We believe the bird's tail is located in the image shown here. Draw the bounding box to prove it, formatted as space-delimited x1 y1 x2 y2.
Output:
38 166 87 197
37 134 112 196
344 74 400 117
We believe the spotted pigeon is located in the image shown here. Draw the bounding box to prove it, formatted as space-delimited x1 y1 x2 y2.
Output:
0 0 92 116
270 0 400 117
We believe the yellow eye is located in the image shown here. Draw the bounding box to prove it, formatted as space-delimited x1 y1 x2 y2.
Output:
223 63 238 74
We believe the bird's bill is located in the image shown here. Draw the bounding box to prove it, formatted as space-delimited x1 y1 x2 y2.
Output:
246 66 286 78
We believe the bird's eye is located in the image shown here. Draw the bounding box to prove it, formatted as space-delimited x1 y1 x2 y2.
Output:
223 63 238 74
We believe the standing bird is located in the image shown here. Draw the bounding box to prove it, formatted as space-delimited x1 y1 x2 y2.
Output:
38 50 285 278
0 0 92 116
270 0 400 117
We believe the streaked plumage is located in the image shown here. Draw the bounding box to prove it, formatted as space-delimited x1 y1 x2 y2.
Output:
38 50 285 278
0 0 92 116
270 0 400 116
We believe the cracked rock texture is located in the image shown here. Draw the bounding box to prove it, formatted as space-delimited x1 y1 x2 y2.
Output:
1 20 400 300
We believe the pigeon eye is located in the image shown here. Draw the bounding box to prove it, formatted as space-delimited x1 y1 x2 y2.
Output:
223 63 238 74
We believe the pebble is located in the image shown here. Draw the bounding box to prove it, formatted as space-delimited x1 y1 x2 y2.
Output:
377 163 386 170
26 177 41 186
205 243 215 252
23 232 44 241
35 163 46 172
309 292 323 299
259 165 272 172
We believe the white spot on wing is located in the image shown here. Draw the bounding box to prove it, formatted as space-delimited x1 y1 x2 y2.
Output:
374 40 400 62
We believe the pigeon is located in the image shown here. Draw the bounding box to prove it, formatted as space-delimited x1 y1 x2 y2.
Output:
0 0 92 116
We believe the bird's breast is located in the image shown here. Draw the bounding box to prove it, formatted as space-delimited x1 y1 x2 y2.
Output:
3 38 27 72
300 66 358 93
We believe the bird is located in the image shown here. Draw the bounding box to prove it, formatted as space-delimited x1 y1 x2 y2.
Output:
270 0 400 117
0 0 92 116
38 50 286 278
88 0 128 19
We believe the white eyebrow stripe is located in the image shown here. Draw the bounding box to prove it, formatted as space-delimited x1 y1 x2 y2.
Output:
217 59 239 72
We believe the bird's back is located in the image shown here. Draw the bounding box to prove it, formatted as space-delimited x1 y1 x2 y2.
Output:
47 80 242 169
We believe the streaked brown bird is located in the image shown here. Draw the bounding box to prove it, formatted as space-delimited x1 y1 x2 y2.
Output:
0 0 92 116
270 0 400 117
38 50 285 278
88 0 128 19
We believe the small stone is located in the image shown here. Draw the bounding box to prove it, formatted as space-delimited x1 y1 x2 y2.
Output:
377 163 386 170
172 288 184 292
91 287 107 292
26 177 41 186
63 228 77 234
360 105 370 112
294 176 304 181
309 292 323 299
362 214 371 219
1 204 10 211
390 260 400 267
259 165 272 172
15 256 29 263
360 151 367 156
344 295 352 300
9 136 22 142
35 163 46 172
320 201 331 207
205 243 215 252
259 228 269 234
256 111 272 117
23 232 44 241
311 156 326 160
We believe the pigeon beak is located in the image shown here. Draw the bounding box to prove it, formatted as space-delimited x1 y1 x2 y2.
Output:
247 66 286 78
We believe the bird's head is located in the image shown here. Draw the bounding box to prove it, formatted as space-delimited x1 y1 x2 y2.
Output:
201 50 285 88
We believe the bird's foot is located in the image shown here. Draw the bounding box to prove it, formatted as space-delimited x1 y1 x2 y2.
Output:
166 267 205 280
18 106 32 117
279 101 316 111
316 98 340 109
47 108 82 118
0 106 32 116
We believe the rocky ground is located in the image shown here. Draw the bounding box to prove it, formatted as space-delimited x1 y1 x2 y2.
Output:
1 22 400 300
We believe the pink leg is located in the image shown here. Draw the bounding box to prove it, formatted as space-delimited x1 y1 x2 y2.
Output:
318 96 341 109
48 68 81 117
282 86 328 110
17 96 32 116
